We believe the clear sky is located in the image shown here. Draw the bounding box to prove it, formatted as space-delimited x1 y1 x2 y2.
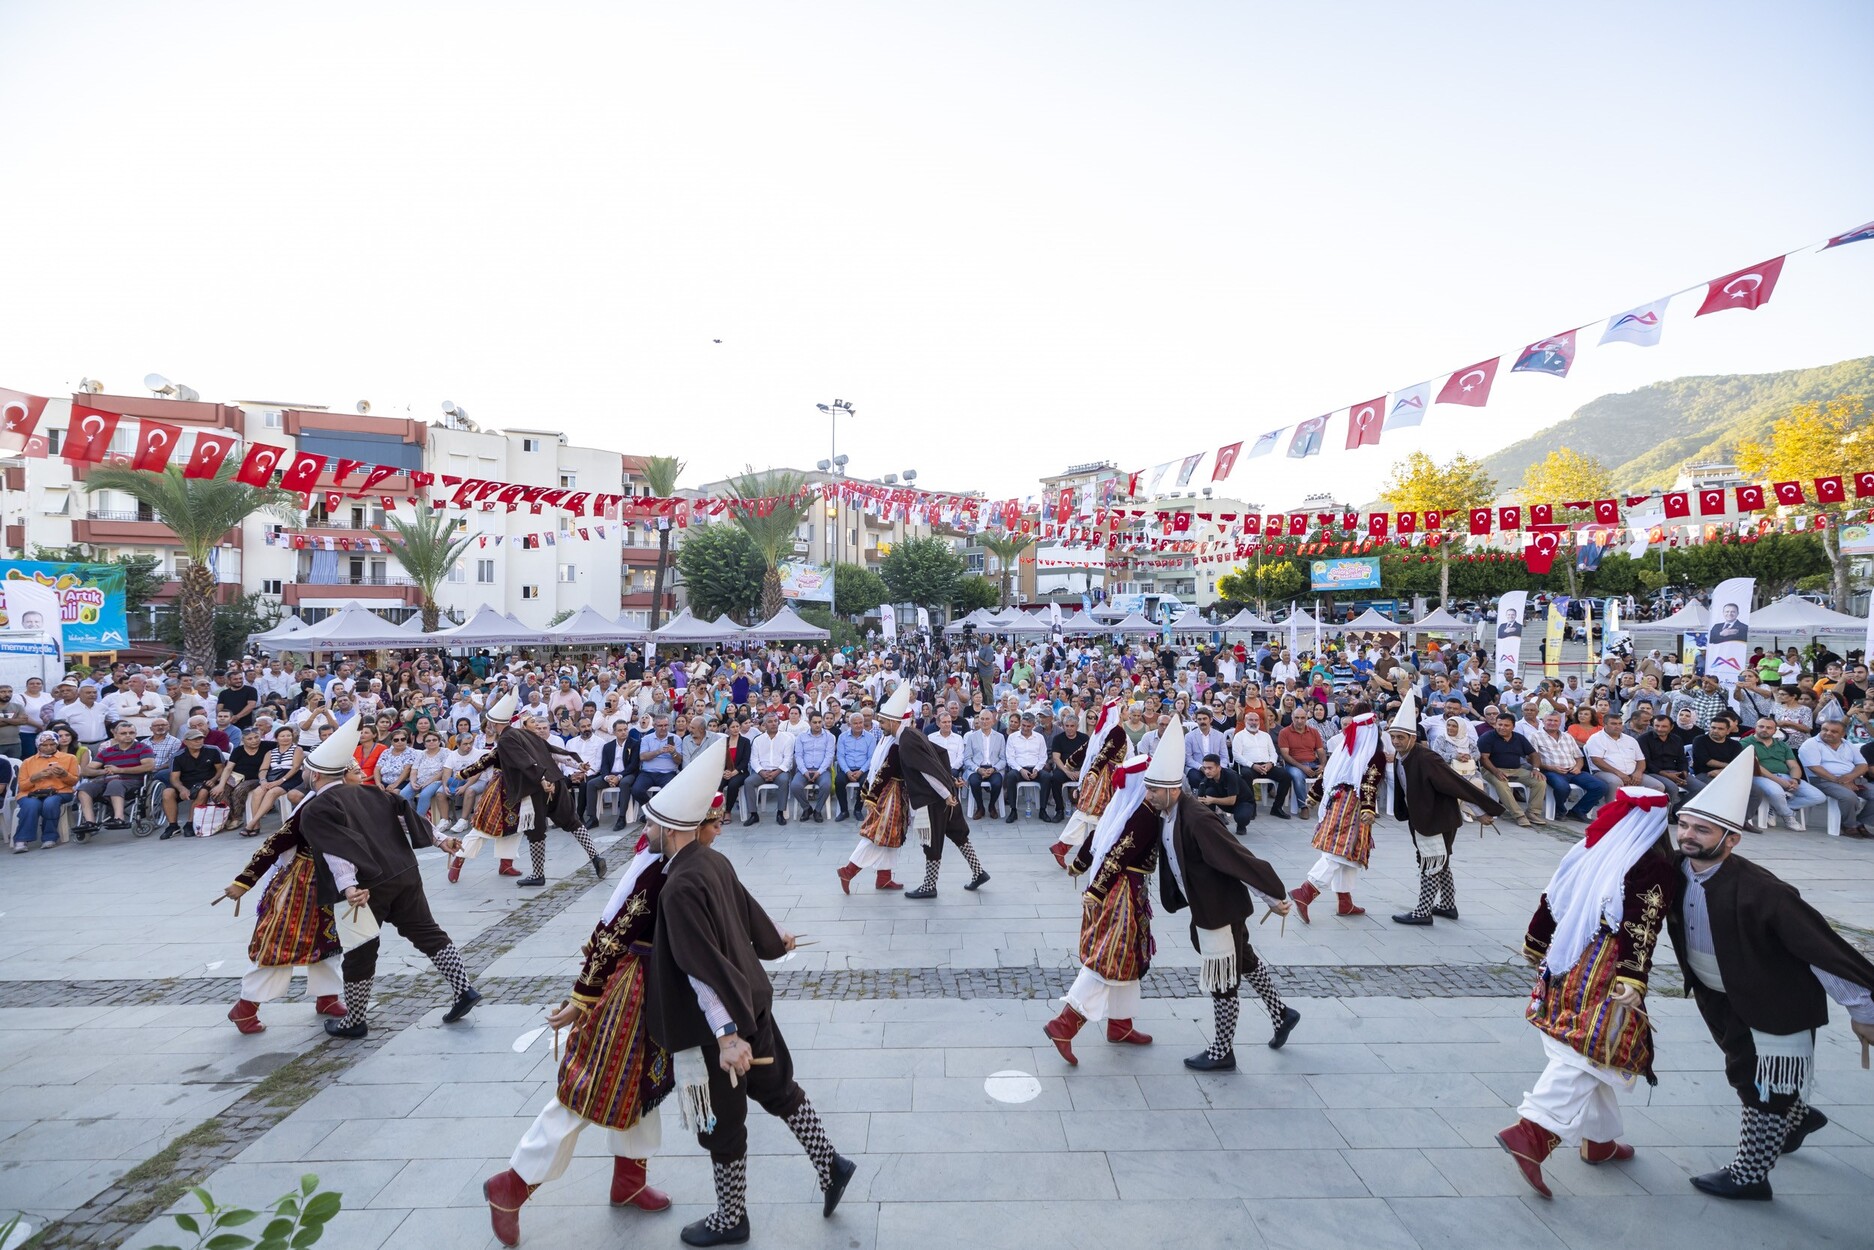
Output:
1 1 1869 509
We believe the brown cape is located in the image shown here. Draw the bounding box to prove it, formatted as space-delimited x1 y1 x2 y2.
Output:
646 840 788 1054
293 783 435 904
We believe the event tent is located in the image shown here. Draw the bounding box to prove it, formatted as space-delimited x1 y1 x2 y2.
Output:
289 602 416 650
648 608 744 644
1107 611 1160 635
1332 607 1405 633
745 605 832 641
546 605 645 644
1168 609 1210 633
1747 595 1867 637
1630 601 1709 633
1218 608 1276 633
1282 607 1324 629
1058 610 1109 634
425 605 543 648
248 613 307 651
1410 606 1478 634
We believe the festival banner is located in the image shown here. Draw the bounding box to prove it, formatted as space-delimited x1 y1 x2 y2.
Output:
1309 556 1381 592
0 561 130 651
1544 597 1567 679
777 561 834 603
1704 576 1755 690
1384 382 1430 430
1599 298 1668 347
1494 590 1528 682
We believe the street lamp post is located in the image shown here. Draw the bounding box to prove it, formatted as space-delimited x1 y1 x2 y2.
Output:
816 398 855 568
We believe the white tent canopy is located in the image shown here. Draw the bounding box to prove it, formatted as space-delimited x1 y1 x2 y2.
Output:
547 605 646 644
1168 609 1210 633
745 605 832 641
1630 600 1709 633
1283 606 1324 628
248 613 307 651
1107 611 1160 635
396 614 428 634
1411 606 1478 634
1058 610 1108 634
290 602 416 650
1218 608 1276 633
649 608 743 644
1748 595 1867 636
1331 608 1405 633
425 605 542 648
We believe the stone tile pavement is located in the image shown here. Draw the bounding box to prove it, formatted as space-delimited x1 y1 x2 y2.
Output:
2 802 1871 1248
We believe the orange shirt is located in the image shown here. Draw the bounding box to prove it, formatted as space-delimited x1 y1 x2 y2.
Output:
20 751 78 795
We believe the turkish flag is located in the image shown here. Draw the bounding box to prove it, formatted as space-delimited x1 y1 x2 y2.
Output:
1698 487 1728 517
1696 255 1786 316
64 404 121 462
1264 514 1283 536
1283 514 1303 537
1126 471 1141 498
1172 512 1192 533
1735 484 1765 512
1662 491 1691 518
1342 511 1359 530
1242 514 1262 535
184 431 237 478
0 389 49 454
1055 488 1074 524
280 451 327 493
235 443 284 487
1424 510 1443 531
1434 358 1500 407
381 495 397 512
130 420 182 472
1593 499 1619 524
1773 481 1805 506
409 470 434 490
1345 398 1385 448
323 491 343 513
1529 503 1553 527
1855 471 1874 499
1212 442 1243 480
1523 527 1565 575
1624 494 1651 507
1498 506 1521 531
1397 511 1418 534
1469 507 1493 536
356 464 399 496
1815 476 1846 504
332 458 364 486
1367 513 1390 538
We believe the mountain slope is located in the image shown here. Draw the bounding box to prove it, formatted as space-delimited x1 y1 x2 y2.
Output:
1476 356 1874 492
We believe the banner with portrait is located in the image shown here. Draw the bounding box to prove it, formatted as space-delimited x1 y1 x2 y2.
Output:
1493 591 1528 683
1704 577 1754 690
1543 596 1567 679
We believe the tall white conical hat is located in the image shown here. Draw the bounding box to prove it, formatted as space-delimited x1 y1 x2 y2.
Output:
1389 689 1419 736
1677 746 1757 834
877 681 913 722
1146 713 1184 785
643 736 728 832
305 714 361 774
485 692 518 724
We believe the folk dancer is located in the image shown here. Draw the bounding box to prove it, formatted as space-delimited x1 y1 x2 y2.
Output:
291 716 482 1040
836 683 913 894
1043 755 1158 1063
482 754 709 1246
1497 788 1676 1197
1145 716 1300 1070
1048 698 1128 871
1664 750 1874 1200
453 694 605 888
885 683 990 899
1390 692 1505 926
645 741 858 1247
218 812 346 1034
1289 702 1384 921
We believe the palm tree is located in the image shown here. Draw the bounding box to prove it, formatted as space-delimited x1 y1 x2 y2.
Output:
84 463 295 673
640 455 685 630
727 467 813 620
981 532 1034 608
377 505 479 632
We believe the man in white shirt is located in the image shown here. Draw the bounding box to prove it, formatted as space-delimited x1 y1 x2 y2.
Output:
746 715 794 826
1002 711 1048 822
1584 712 1648 792
255 661 296 703
963 710 1007 819
1230 711 1288 821
1797 719 1871 837
558 715 609 827
1270 650 1301 686
63 683 111 750
105 674 168 739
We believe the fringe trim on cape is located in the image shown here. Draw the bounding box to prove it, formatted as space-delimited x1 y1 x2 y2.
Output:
1197 925 1237 995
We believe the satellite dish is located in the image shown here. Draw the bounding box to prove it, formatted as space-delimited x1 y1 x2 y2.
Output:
145 373 174 394
77 378 104 394
356 400 371 414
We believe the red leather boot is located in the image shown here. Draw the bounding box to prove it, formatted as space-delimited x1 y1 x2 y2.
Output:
227 999 265 1035
836 862 860 894
483 1168 536 1247
1336 893 1365 917
610 1156 671 1210
1495 1118 1559 1198
1288 880 1320 924
447 855 464 884
313 994 348 1018
498 858 522 877
1579 1139 1634 1164
1048 840 1071 869
1043 1003 1087 1065
875 870 903 891
1106 1018 1153 1045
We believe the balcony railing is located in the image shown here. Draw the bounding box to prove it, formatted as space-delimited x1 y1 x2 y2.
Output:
85 509 160 523
298 573 420 587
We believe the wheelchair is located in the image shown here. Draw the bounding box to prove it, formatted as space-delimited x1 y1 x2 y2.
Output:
127 774 166 839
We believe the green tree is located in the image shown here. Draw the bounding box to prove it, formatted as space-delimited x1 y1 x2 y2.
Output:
726 468 814 619
1736 396 1871 607
880 535 966 610
158 591 279 667
832 562 888 618
952 575 1001 613
1218 559 1307 611
1379 450 1499 602
376 505 477 632
676 523 764 621
83 464 295 674
639 455 686 629
979 532 1034 608
1522 448 1614 596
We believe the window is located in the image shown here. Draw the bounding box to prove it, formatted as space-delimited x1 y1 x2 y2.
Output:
559 472 576 489
521 585 540 600
43 488 69 516
263 410 283 428
46 428 60 454
261 579 283 595
476 560 495 584
558 563 577 583
448 562 466 584
522 438 542 453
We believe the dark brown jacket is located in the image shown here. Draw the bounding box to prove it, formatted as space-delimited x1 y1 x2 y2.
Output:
1157 793 1285 929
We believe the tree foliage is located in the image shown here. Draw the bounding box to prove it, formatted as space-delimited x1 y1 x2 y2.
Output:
1521 448 1613 512
158 591 278 666
1217 560 1308 609
676 523 764 622
832 562 888 618
979 532 1034 608
952 575 1002 613
640 455 685 629
1735 395 1870 606
1380 451 1499 600
376 506 477 632
727 468 813 619
880 535 966 608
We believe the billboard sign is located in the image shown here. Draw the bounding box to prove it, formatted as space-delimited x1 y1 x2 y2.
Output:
0 560 130 651
1309 556 1382 592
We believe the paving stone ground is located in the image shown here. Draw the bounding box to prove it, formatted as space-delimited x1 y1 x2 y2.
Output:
3 802 1872 1249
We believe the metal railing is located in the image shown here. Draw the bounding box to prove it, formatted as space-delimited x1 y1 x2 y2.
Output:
84 509 160 523
297 573 420 587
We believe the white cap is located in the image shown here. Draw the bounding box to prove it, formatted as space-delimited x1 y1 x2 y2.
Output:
1146 713 1184 785
643 736 728 832
1678 746 1756 835
1389 689 1419 736
877 682 913 723
305 715 361 774
485 692 517 724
